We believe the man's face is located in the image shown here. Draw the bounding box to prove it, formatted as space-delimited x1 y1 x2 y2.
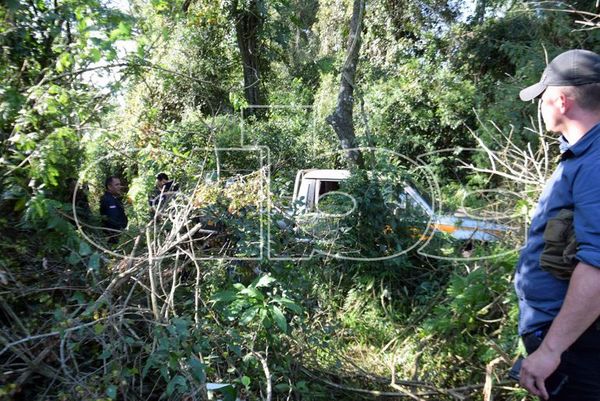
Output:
108 178 124 196
156 178 168 189
540 87 565 134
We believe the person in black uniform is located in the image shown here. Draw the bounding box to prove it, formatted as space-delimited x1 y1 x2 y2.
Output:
99 176 128 244
149 172 178 211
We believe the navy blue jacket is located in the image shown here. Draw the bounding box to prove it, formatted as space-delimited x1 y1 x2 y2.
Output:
99 192 128 231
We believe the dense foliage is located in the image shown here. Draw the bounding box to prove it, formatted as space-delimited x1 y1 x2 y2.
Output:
2 0 600 400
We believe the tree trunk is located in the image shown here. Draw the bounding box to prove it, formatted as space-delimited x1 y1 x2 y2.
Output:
233 0 265 117
326 0 365 168
473 0 486 25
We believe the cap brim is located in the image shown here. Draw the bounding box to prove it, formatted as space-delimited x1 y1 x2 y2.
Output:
519 82 547 101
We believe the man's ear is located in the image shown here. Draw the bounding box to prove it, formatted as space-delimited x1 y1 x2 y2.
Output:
558 91 573 114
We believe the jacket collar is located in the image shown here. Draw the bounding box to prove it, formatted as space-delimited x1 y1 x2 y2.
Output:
560 121 600 160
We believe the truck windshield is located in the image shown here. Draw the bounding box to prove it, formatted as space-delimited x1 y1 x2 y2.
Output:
405 179 433 210
318 180 340 197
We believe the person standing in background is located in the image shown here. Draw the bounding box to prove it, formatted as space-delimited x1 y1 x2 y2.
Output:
100 176 128 244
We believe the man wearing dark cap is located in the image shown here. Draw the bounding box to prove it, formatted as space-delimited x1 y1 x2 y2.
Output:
515 49 600 400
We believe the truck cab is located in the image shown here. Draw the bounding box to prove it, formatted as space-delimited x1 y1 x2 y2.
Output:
290 169 512 243
292 169 351 213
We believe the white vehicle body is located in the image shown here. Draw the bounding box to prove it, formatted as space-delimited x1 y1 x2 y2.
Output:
293 169 351 213
292 169 510 242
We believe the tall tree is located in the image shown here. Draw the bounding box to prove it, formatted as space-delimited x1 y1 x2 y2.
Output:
183 0 267 115
0 2 131 398
1 0 129 207
326 0 366 168
229 0 266 116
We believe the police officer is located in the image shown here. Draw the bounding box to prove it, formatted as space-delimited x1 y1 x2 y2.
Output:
100 176 128 243
149 172 178 211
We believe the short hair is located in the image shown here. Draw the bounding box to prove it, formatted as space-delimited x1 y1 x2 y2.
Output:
156 173 169 181
105 176 119 189
563 83 600 112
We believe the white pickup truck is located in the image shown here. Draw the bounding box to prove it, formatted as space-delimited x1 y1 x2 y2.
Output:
291 169 511 242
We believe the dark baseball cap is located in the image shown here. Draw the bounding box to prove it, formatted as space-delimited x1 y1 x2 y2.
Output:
519 49 600 101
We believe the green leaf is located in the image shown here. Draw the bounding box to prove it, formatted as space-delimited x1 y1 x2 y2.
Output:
211 290 237 303
271 305 287 332
189 358 205 382
109 21 132 41
255 274 276 288
317 56 335 74
106 47 117 62
58 91 69 105
241 375 251 387
212 384 237 401
94 323 105 335
69 291 86 304
106 385 117 399
228 343 242 357
46 215 62 229
14 198 26 212
88 252 100 271
47 84 61 95
142 356 154 378
66 251 80 265
274 383 290 392
89 48 102 63
171 318 189 336
79 241 92 256
239 305 260 325
273 297 302 314
166 375 187 396
240 287 264 300
53 308 64 320
98 347 112 359
56 52 72 73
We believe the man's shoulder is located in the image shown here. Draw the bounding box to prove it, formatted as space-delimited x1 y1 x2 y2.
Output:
575 150 600 171
164 181 178 192
582 125 600 157
100 192 116 204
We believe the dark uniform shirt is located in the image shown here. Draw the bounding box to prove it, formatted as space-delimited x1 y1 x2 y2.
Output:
515 122 600 335
99 191 128 231
149 180 178 209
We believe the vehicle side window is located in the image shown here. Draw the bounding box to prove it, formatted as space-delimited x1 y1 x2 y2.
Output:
318 180 340 197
